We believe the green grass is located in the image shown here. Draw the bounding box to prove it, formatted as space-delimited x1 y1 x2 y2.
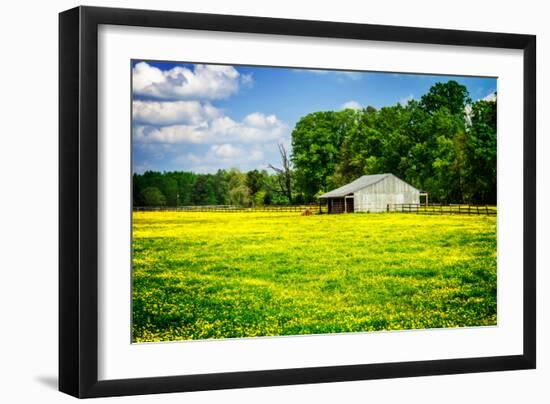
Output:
132 211 497 342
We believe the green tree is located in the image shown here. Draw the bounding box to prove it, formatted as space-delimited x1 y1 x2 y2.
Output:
160 176 178 206
212 169 229 205
175 172 197 206
464 98 497 203
227 168 250 206
246 169 264 196
329 107 377 188
229 185 250 206
420 80 471 116
191 175 217 205
140 186 166 206
291 110 353 201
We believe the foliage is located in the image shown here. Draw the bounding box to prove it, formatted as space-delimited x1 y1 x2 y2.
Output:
419 80 472 115
140 186 166 206
464 100 497 203
290 81 496 204
291 110 351 200
132 211 497 342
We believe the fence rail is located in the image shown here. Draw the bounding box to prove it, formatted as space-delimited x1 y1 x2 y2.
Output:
388 203 497 216
134 204 325 213
134 203 496 216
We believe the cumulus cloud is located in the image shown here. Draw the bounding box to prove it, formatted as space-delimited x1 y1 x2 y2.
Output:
171 145 264 172
132 62 248 100
209 144 263 161
341 100 362 110
211 144 244 158
133 111 287 145
241 73 254 88
132 62 285 173
133 100 220 125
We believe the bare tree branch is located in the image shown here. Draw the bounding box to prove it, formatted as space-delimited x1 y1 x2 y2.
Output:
268 143 293 202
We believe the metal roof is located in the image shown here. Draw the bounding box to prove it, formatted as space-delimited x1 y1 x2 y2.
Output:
319 173 405 198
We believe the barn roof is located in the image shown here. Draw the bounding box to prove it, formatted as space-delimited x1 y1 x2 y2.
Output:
319 173 413 198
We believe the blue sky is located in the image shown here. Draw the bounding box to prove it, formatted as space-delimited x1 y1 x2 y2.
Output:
132 60 496 174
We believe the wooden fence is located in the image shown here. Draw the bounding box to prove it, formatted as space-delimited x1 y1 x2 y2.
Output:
387 203 497 216
134 203 496 216
134 204 326 213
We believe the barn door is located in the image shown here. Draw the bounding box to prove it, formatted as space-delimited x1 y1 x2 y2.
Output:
345 197 354 213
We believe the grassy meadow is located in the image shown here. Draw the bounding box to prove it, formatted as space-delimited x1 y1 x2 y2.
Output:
132 211 497 342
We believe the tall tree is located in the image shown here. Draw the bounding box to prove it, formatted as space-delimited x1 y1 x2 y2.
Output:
227 168 250 207
420 80 471 116
291 111 350 201
191 175 217 205
213 169 229 205
246 169 264 196
175 171 197 206
464 98 497 203
268 143 293 203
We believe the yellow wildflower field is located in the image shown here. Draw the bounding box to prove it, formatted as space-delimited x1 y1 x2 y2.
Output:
132 211 497 342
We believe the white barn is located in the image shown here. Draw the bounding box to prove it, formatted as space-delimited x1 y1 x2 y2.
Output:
319 173 420 213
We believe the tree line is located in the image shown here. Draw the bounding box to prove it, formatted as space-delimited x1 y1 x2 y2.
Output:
134 80 497 207
133 168 296 207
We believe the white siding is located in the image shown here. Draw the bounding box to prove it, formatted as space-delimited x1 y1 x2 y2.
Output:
353 175 419 212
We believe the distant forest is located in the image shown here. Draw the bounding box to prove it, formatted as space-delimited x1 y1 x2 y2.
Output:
133 80 497 207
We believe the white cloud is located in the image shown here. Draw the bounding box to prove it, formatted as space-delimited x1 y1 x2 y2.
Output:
132 100 220 125
242 112 281 128
211 144 244 158
134 125 204 144
292 69 329 75
293 68 362 80
210 144 263 161
341 100 362 110
134 111 287 145
132 62 247 100
249 150 264 161
336 71 362 80
171 145 264 173
482 92 497 102
241 73 254 88
464 92 496 126
399 94 415 105
132 62 286 173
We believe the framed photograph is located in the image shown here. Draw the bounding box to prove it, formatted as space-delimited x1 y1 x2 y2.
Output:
59 6 536 398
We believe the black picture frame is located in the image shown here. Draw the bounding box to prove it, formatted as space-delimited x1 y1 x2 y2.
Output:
59 5 536 398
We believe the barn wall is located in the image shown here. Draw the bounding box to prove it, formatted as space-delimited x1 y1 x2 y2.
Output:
354 175 419 212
